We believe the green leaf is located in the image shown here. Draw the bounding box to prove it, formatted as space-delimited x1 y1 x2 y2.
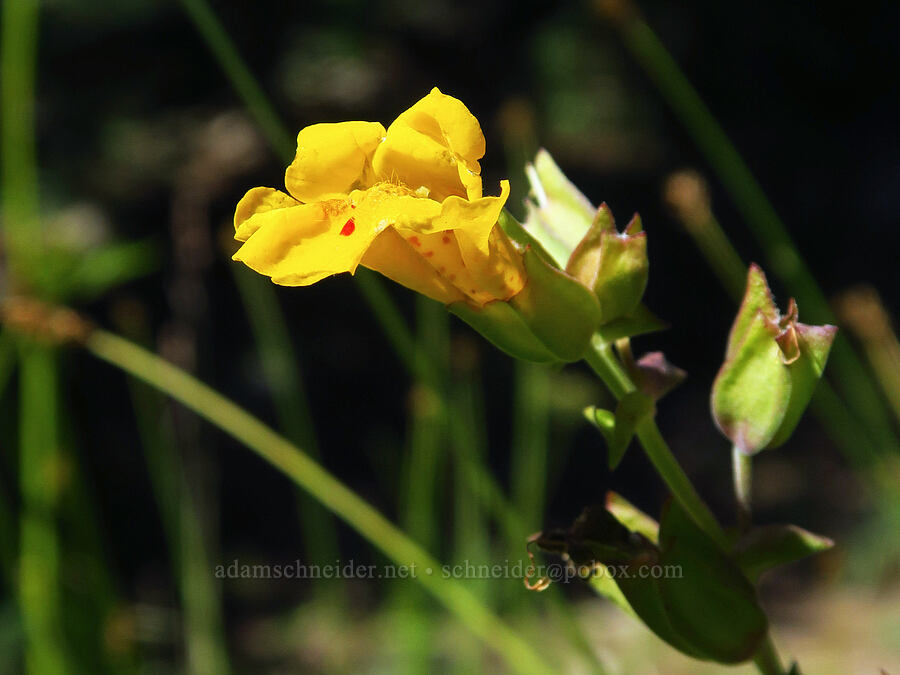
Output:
530 500 775 664
510 247 602 362
733 524 834 581
656 499 769 663
589 392 654 470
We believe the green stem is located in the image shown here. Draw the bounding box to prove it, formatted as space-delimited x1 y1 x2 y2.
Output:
733 445 752 532
585 337 728 548
752 636 785 675
586 337 791 673
85 329 552 675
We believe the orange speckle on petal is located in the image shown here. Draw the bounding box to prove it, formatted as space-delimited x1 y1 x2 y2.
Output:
449 274 456 281
424 250 434 258
340 218 356 236
442 235 451 244
408 236 420 247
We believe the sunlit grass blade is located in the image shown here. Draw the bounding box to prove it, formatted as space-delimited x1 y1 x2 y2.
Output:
85 328 554 675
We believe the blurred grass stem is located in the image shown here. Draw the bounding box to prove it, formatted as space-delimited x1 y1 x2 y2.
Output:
86 328 554 675
606 7 899 455
231 267 341 588
18 344 66 674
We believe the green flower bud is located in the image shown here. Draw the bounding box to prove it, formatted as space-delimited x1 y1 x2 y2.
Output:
711 264 837 454
566 205 649 325
521 149 650 326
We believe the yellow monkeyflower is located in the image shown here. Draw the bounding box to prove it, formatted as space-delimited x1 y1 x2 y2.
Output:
233 88 525 307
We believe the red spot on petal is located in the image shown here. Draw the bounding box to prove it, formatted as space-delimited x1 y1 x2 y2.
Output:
408 236 420 247
442 235 451 244
424 250 434 258
350 203 356 209
340 218 355 236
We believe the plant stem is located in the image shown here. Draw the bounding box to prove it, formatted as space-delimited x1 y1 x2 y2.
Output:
733 445 752 532
584 337 728 548
585 336 789 673
85 328 553 675
753 635 785 675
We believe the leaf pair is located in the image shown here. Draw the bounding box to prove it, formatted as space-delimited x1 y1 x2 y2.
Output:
530 494 832 664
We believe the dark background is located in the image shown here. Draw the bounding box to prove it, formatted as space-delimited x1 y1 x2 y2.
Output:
19 0 900 661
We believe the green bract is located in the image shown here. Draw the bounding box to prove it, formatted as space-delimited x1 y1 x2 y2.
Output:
711 265 837 454
566 205 649 325
523 150 651 328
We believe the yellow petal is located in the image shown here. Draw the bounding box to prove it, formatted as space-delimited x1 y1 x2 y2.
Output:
373 87 485 202
384 180 522 305
450 181 525 301
233 201 378 286
436 179 510 250
234 187 299 242
361 228 466 304
285 121 385 203
461 225 527 301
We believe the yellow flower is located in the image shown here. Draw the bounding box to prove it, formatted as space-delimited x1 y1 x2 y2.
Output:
232 88 525 306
